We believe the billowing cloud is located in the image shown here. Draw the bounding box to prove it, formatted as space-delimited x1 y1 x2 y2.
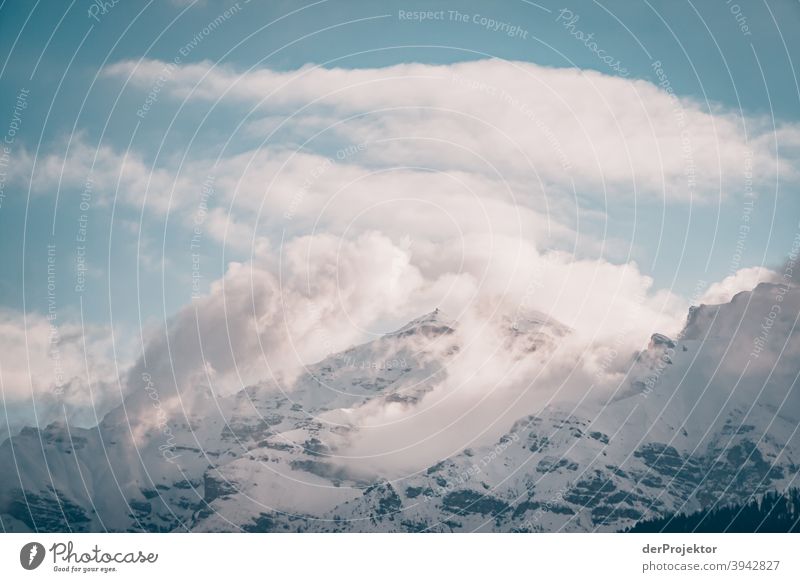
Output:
699 266 780 305
113 226 687 449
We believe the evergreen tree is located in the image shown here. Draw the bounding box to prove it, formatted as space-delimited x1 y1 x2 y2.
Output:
626 488 800 532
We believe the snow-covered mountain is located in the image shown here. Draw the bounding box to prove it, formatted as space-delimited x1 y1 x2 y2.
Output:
1 283 798 532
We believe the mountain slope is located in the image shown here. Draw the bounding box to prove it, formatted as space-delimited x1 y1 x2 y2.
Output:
1 284 799 532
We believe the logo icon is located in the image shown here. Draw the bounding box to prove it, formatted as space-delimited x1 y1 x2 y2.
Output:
20 542 46 570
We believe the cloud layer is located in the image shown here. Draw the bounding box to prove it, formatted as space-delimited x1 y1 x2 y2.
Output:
6 57 795 445
102 57 798 202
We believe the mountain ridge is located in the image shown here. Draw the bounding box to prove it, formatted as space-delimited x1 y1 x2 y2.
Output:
1 282 798 532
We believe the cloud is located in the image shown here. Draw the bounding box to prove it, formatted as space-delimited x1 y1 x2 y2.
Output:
0 310 125 438
21 58 797 284
7 57 789 454
103 57 799 201
117 231 431 432
699 266 780 305
14 132 192 216
113 227 687 451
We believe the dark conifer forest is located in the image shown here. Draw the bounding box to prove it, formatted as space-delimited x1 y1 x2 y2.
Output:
627 489 800 533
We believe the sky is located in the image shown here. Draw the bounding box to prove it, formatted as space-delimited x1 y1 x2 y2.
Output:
0 0 799 436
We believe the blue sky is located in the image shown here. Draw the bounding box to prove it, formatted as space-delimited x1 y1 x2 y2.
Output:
1 0 799 333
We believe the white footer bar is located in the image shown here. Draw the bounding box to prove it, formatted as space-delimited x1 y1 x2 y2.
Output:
1 533 796 581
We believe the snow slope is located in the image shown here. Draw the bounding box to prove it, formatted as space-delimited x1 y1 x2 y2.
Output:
1 284 798 532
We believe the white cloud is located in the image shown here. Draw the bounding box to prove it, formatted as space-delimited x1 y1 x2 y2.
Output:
699 266 780 305
117 231 430 431
103 57 799 201
112 228 687 447
7 57 791 450
20 58 797 282
0 310 126 438
16 132 191 216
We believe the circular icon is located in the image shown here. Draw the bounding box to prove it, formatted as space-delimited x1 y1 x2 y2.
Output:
20 542 46 570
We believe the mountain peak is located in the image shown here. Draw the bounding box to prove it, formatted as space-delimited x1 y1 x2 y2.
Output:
384 309 455 338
